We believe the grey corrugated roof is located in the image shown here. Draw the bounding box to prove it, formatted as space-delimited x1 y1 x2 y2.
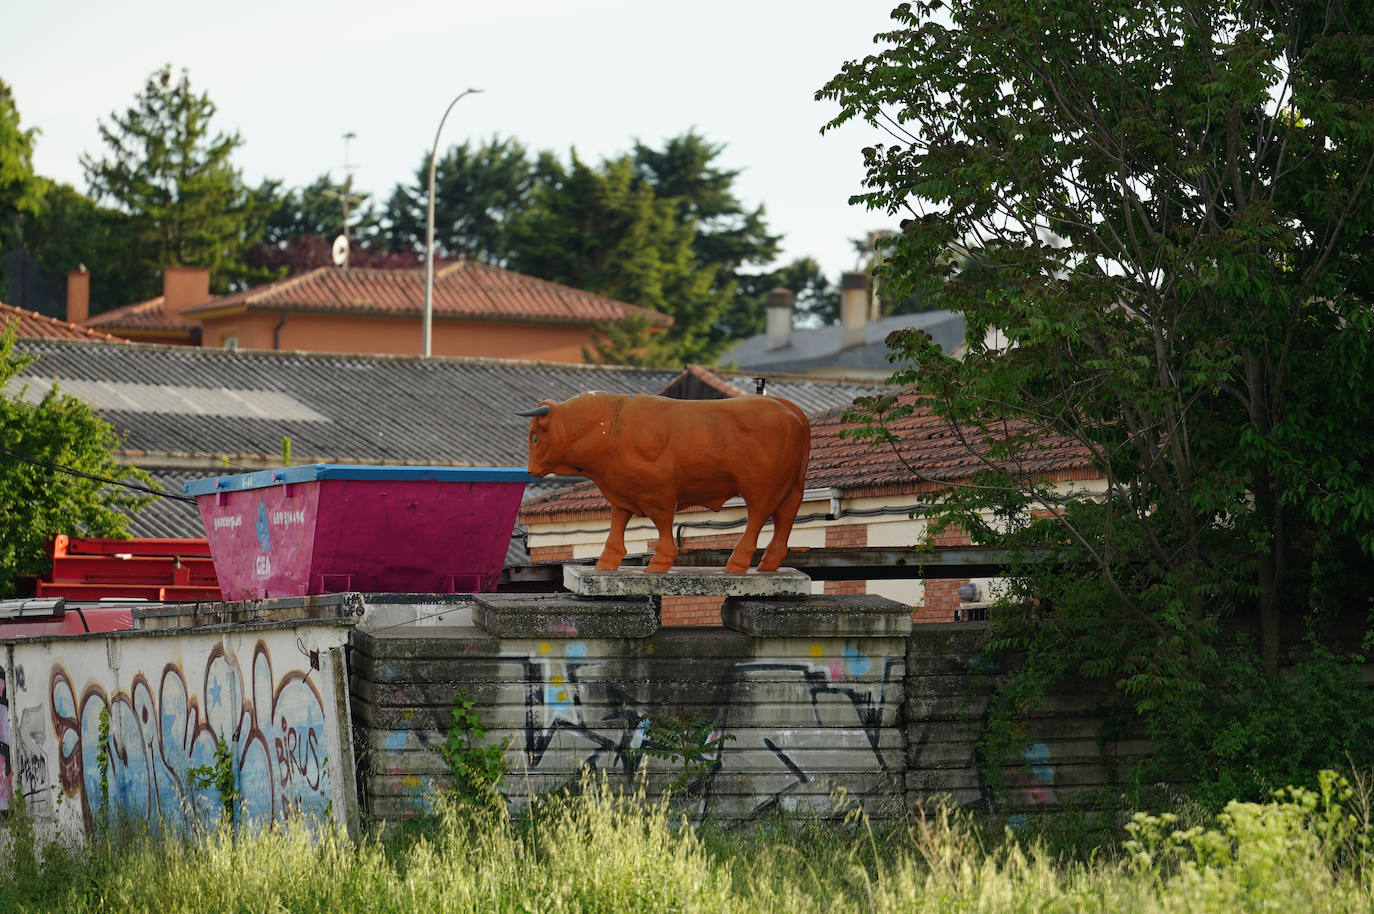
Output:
13 341 878 467
13 342 681 466
719 310 966 375
131 469 212 538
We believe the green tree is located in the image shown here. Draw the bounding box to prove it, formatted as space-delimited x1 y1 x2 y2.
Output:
244 174 408 275
19 178 136 309
508 152 728 363
383 135 538 264
632 131 782 344
0 78 42 282
81 65 273 301
0 324 150 596
823 0 1374 796
259 173 380 247
380 131 792 358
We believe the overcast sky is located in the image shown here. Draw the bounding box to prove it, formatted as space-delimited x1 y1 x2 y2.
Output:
5 1 902 282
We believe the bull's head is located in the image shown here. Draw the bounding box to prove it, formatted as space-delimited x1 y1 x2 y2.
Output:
517 393 615 478
517 399 561 477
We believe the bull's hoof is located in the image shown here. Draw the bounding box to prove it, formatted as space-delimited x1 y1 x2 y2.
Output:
645 557 675 573
756 558 782 572
595 557 624 570
723 560 751 574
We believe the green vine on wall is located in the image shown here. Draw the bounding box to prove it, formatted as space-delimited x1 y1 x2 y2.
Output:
188 736 239 828
95 706 111 830
440 691 512 806
636 711 733 794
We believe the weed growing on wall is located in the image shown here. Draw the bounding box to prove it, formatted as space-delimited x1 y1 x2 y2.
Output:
188 736 239 828
440 690 511 806
636 711 733 794
971 582 1374 810
95 706 111 830
1160 641 1374 809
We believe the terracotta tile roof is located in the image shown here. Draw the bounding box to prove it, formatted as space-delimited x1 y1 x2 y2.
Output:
0 302 128 343
519 393 1096 523
803 395 1094 499
182 262 672 327
83 296 200 333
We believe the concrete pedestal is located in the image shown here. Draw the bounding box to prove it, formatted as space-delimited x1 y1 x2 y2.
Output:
473 593 658 638
565 564 811 597
722 593 914 637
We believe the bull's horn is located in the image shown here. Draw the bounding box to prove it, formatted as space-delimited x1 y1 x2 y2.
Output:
514 405 552 418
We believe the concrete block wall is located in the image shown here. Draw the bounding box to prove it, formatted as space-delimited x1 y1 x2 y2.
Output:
0 592 1150 839
350 623 908 822
346 599 1142 824
904 624 1147 813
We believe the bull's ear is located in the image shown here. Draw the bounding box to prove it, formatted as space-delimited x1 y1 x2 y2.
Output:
535 400 553 431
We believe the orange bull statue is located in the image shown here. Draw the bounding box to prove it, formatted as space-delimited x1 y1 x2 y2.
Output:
519 392 811 574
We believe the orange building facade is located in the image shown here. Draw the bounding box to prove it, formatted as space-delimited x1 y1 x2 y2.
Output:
193 309 608 362
79 262 670 363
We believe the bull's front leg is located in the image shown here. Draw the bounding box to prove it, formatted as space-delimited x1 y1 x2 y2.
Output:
596 505 633 570
645 507 679 573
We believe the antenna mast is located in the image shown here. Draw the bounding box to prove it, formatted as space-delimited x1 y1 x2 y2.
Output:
323 131 363 267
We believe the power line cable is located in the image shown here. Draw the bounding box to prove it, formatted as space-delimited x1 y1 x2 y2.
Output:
0 443 198 504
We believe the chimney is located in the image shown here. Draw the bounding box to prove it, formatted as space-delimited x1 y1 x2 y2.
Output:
841 271 869 349
66 267 90 324
765 287 795 351
162 266 211 317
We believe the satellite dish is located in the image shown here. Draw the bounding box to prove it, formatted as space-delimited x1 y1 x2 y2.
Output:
331 234 349 267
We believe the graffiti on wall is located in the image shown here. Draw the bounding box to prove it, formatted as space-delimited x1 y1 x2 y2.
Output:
16 706 50 818
730 647 902 817
48 638 330 833
393 639 902 819
1013 742 1056 805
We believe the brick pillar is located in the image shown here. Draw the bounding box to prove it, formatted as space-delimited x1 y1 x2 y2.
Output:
823 523 868 596
918 524 970 623
915 579 968 623
660 596 725 626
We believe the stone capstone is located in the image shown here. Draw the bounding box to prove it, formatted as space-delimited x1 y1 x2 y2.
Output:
721 593 914 637
472 593 658 639
564 565 811 597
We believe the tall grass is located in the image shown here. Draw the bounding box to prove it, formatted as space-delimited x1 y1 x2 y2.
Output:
4 771 1373 913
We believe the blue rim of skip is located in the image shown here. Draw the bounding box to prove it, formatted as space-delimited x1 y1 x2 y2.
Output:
184 464 536 496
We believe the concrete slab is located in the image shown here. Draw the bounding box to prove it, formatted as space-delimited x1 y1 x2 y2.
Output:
565 565 811 597
722 594 914 637
473 593 658 638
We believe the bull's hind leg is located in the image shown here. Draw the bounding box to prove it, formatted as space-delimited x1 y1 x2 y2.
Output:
645 506 679 573
758 485 804 572
725 501 771 574
596 505 633 570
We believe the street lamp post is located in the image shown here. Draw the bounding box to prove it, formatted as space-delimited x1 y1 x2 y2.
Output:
423 88 482 357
